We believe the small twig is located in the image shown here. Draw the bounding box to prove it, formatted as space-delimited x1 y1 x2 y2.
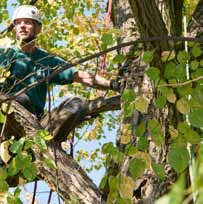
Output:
47 190 53 204
31 180 38 204
157 75 203 88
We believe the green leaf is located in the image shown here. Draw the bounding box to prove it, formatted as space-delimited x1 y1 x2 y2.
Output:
155 95 167 108
176 98 190 114
151 162 165 180
16 152 32 170
200 59 203 67
148 119 164 146
177 51 190 64
135 122 146 137
112 150 125 164
177 122 189 134
135 97 148 113
102 142 116 154
14 188 21 197
101 33 113 45
166 93 176 103
0 167 7 180
137 136 148 151
36 129 53 141
190 60 199 70
117 197 132 204
99 174 108 190
121 89 136 102
23 139 33 150
0 180 9 192
124 102 135 117
23 163 37 181
113 54 126 64
9 137 25 154
175 64 186 81
129 158 146 179
192 46 201 58
119 174 135 198
0 111 5 123
189 109 203 128
177 84 193 97
33 136 47 151
143 51 154 64
168 146 189 173
8 157 20 176
108 175 119 193
164 62 176 79
145 66 160 80
184 128 201 144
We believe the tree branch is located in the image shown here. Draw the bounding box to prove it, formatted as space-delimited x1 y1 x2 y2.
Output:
2 98 103 203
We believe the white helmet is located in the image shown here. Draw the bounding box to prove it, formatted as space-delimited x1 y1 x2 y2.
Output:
12 5 42 24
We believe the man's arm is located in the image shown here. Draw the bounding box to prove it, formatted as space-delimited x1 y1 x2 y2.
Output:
73 70 111 90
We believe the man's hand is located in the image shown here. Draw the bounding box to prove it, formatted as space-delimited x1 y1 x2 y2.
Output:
110 79 121 92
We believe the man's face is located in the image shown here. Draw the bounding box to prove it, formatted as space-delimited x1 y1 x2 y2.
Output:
14 18 41 43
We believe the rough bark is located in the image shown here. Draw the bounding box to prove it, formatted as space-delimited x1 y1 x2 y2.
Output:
1 95 120 203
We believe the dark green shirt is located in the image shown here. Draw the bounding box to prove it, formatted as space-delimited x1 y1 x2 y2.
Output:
0 47 77 116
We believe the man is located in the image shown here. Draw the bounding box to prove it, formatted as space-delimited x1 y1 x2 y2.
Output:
0 5 119 121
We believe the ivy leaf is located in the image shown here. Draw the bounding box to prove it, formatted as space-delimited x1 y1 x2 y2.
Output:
151 162 165 180
192 46 201 58
117 197 132 204
184 128 201 144
190 60 199 70
137 136 148 151
124 102 135 117
135 97 149 113
0 167 7 180
129 158 146 179
0 111 5 123
9 137 25 154
178 122 189 134
155 95 167 108
7 157 20 176
164 62 176 79
119 174 135 198
121 89 136 102
0 180 9 192
143 51 154 64
148 119 164 146
135 122 146 137
0 140 11 164
23 163 37 181
102 142 116 154
176 98 190 114
101 33 114 49
33 136 47 151
36 130 53 141
145 66 160 80
168 146 189 173
113 54 126 64
166 93 176 103
189 109 203 128
177 51 190 64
